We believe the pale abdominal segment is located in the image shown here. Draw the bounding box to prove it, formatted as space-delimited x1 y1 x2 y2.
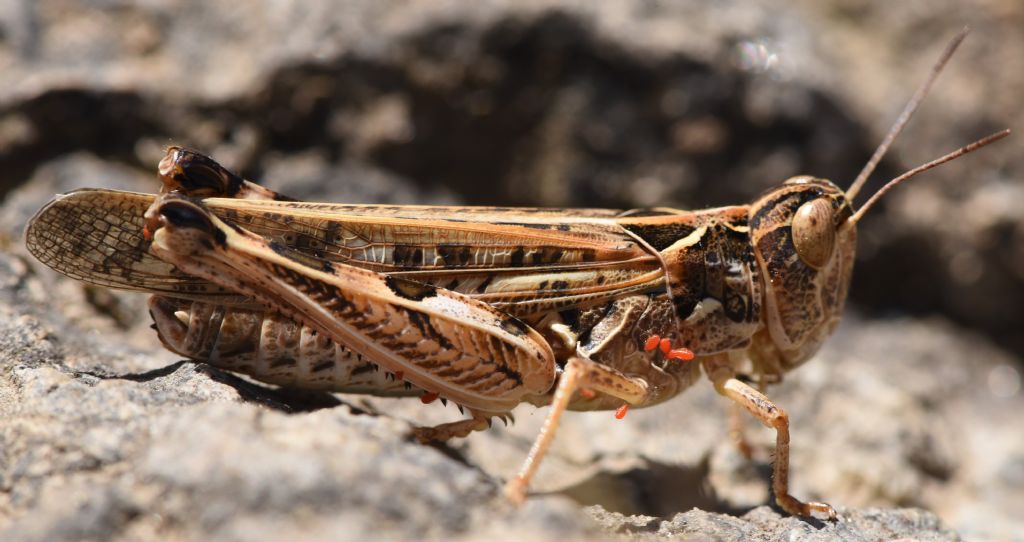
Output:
148 296 421 396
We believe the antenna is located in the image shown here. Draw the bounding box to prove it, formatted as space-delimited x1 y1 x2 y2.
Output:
846 27 970 201
848 129 1010 224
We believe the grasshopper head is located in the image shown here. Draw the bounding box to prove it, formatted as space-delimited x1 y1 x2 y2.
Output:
747 176 856 370
736 32 1009 374
742 123 1008 373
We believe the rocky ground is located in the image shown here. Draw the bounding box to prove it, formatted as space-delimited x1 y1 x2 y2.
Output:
1 1 1022 541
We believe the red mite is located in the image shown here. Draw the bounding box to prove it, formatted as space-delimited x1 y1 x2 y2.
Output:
643 335 695 361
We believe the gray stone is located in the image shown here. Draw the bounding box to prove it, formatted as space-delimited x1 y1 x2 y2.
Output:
588 506 962 542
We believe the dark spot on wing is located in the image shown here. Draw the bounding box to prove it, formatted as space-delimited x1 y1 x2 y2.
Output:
510 247 525 266
475 274 493 293
385 276 437 301
438 245 470 267
322 220 341 247
269 240 335 273
499 317 530 337
268 240 290 257
392 244 424 268
393 245 410 266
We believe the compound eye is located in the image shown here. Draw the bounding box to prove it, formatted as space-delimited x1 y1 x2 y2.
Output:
791 198 836 269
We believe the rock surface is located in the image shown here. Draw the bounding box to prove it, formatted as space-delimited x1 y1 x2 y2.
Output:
588 506 963 542
1 1 1022 541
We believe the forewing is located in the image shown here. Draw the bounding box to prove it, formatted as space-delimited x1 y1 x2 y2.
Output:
26 189 667 312
206 198 666 315
25 189 243 301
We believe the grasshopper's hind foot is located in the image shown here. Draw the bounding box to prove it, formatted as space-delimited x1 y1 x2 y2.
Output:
412 411 491 443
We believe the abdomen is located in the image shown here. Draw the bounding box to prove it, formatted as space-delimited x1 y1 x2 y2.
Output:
148 297 421 396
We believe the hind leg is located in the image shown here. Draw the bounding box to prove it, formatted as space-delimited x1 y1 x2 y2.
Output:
413 411 492 443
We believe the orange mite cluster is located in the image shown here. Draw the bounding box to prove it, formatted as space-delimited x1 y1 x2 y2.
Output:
643 334 694 361
608 335 696 420
576 335 695 419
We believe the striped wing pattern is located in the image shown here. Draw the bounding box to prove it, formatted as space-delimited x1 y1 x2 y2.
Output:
26 189 667 315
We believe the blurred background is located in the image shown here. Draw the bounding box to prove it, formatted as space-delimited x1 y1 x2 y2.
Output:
0 1 1021 541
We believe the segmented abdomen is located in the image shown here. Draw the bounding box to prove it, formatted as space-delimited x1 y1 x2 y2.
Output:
148 296 420 396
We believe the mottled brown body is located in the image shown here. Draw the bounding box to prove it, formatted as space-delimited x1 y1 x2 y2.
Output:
26 147 856 518
25 33 1008 519
22 139 857 510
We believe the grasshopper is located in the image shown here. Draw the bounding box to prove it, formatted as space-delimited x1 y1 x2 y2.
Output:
24 30 1007 519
